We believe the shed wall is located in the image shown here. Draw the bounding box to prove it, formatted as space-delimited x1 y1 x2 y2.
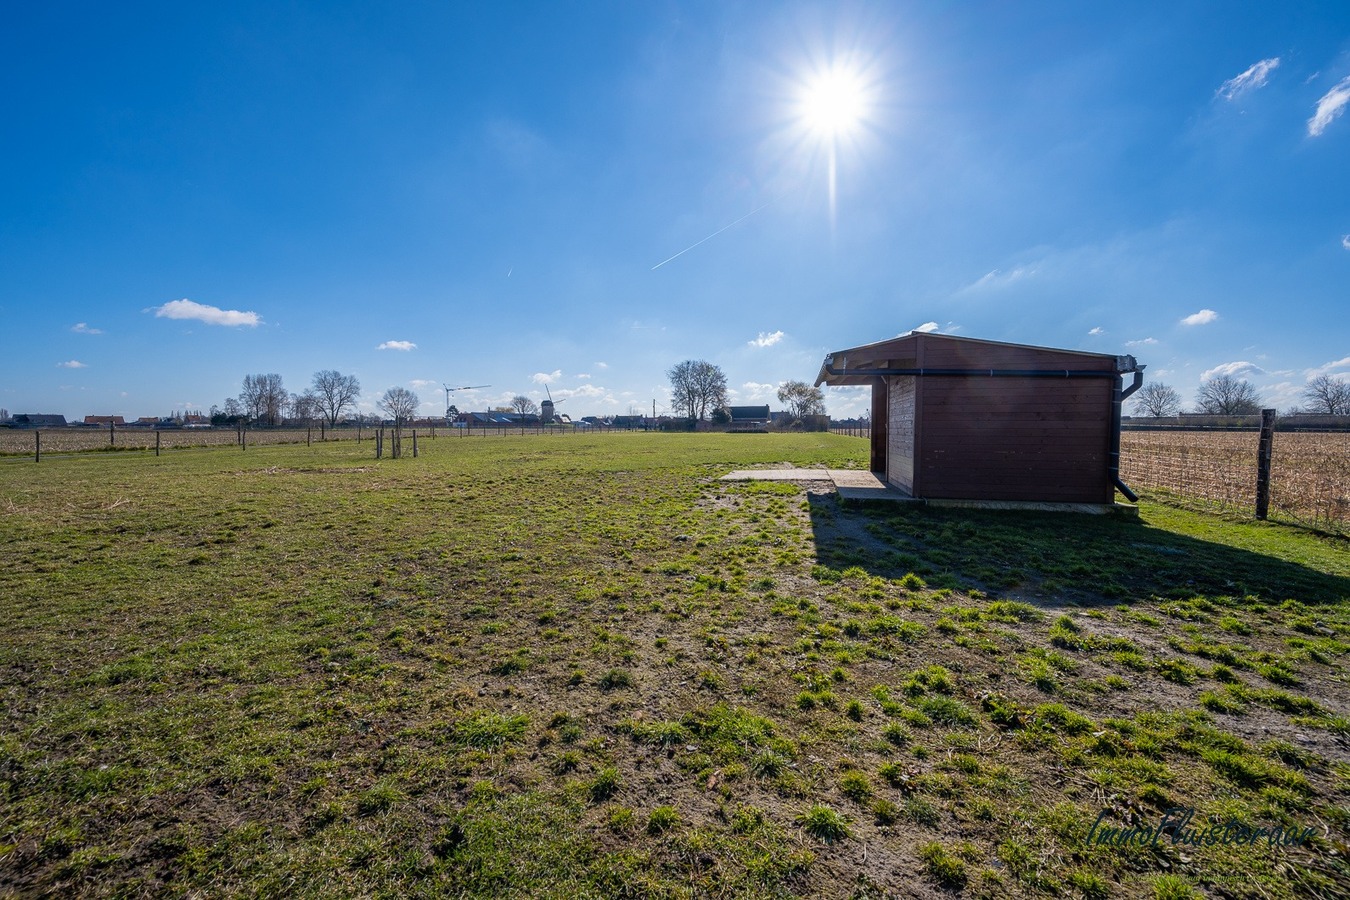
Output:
914 377 1115 502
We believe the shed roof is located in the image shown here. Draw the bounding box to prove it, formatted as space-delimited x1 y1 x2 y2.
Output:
815 332 1138 386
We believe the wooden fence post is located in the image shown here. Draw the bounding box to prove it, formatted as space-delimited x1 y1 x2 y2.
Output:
1255 408 1276 520
155 431 161 457
110 421 115 447
35 430 40 463
412 430 418 458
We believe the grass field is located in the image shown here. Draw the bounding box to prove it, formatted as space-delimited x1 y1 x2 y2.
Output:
2 433 1348 898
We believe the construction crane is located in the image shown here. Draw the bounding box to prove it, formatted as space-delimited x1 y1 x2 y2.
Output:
444 384 489 422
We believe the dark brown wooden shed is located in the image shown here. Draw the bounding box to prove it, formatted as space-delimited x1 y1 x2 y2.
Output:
815 333 1144 504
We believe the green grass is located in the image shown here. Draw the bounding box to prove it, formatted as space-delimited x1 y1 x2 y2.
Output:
1 432 1348 897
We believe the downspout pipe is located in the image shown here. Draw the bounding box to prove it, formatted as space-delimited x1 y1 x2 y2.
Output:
1111 368 1146 502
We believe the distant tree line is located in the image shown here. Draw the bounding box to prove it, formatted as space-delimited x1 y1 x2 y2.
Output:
665 361 827 425
1130 373 1350 417
212 370 364 427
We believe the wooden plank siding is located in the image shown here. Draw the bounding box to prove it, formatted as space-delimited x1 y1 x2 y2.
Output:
885 376 917 493
913 373 1114 502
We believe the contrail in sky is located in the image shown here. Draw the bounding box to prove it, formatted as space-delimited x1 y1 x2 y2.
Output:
651 202 772 270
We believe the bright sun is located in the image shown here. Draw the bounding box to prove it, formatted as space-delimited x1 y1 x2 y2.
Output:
798 67 869 139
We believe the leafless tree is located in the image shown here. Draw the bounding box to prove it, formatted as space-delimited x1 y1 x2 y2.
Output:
776 380 827 421
668 359 728 420
1302 374 1350 414
378 387 419 459
1195 375 1261 415
240 374 286 426
1131 381 1182 417
288 391 321 425
312 370 361 426
510 394 539 416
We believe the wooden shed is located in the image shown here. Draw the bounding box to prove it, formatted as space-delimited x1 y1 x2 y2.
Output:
815 333 1144 504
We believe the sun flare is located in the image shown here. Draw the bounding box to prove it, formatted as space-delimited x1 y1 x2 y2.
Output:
798 67 869 139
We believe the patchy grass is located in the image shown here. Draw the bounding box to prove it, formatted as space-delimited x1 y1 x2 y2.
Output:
1 432 1348 897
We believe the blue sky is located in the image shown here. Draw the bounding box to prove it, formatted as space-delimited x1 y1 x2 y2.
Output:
3 1 1348 421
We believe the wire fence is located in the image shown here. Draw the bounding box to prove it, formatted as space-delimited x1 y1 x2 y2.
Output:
0 422 663 461
1120 430 1349 535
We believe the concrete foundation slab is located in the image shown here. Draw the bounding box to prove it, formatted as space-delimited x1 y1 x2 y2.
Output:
721 468 1137 516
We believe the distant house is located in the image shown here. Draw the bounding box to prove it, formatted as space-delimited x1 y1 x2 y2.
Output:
183 414 210 427
816 332 1143 504
727 405 770 428
12 414 67 427
460 411 542 426
84 415 126 426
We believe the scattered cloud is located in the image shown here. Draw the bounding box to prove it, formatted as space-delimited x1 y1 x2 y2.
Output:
377 340 417 351
1180 308 1219 326
1088 327 1105 335
1202 360 1265 380
1305 356 1350 378
739 381 779 401
532 369 562 384
595 362 609 369
912 321 940 333
57 360 87 368
410 379 438 388
966 266 1036 292
1342 235 1350 250
576 373 591 380
152 298 260 327
1217 57 1280 100
1126 337 1158 347
71 322 102 334
749 330 784 348
1308 75 1350 137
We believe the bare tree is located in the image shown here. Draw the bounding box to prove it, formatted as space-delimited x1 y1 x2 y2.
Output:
288 391 321 425
378 387 419 459
668 359 728 421
1302 374 1350 414
1195 375 1261 415
776 380 826 421
240 374 286 426
312 370 361 427
1131 381 1182 417
510 394 539 416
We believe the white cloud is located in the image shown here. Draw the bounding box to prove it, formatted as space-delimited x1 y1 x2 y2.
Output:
410 379 438 388
1305 356 1350 378
913 321 940 334
152 298 260 327
1180 308 1219 326
377 340 417 351
1342 235 1350 250
532 369 562 384
1308 75 1350 137
595 361 608 369
1088 327 1105 335
57 360 87 368
1217 57 1280 100
1202 360 1265 380
967 266 1036 291
739 381 779 401
1126 337 1158 347
749 330 784 348
576 373 591 380
71 322 102 334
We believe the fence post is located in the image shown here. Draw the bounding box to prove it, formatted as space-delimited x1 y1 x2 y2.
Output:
413 430 418 458
1255 408 1276 520
155 431 161 457
110 421 115 447
35 430 40 463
